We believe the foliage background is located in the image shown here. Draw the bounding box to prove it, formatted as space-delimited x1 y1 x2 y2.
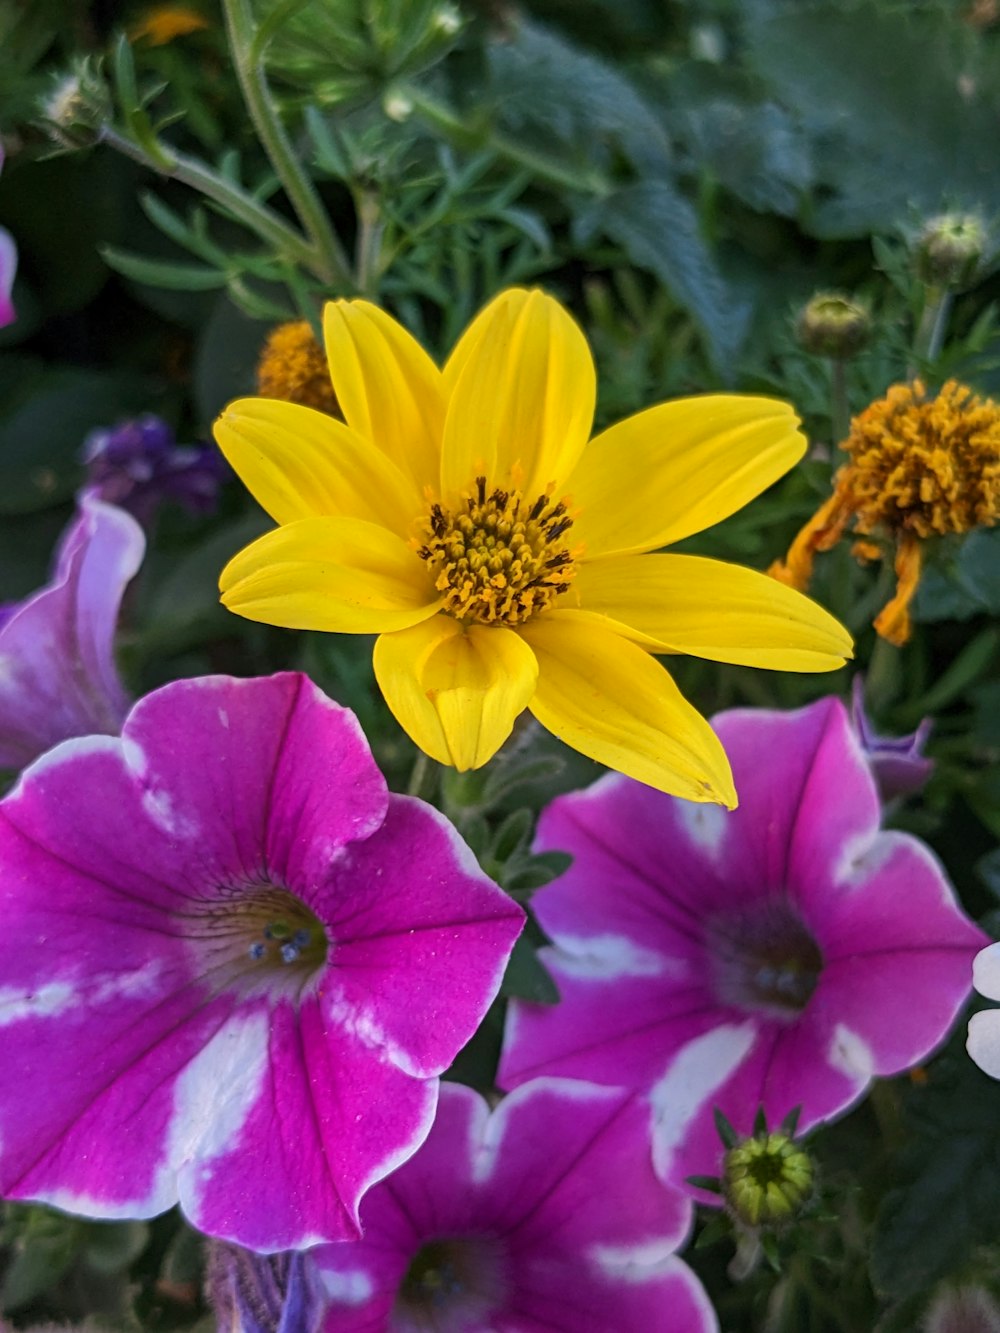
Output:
2 0 1000 1328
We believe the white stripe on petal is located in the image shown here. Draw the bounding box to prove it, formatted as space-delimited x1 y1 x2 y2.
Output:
827 1023 874 1081
170 1008 270 1178
548 936 682 980
650 1023 757 1179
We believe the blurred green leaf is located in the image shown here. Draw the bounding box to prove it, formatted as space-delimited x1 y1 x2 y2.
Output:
743 2 1000 237
0 360 150 514
872 1053 1000 1298
679 99 813 217
574 180 752 375
101 245 228 291
488 19 671 177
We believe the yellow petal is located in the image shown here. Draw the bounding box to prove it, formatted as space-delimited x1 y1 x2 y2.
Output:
214 398 422 533
571 553 854 671
519 611 736 806
373 617 538 770
219 517 441 633
568 395 806 558
440 288 596 503
322 300 445 489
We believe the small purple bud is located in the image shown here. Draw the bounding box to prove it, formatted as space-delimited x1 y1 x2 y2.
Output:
206 1242 325 1333
81 415 228 526
850 676 934 802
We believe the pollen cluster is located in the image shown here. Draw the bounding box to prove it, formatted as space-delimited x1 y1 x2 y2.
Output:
416 477 577 626
256 320 340 416
839 379 1000 539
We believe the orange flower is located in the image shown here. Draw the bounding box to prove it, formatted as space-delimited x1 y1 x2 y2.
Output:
772 379 1000 644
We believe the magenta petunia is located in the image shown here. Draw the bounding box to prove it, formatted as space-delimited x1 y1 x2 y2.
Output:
499 697 986 1193
0 146 16 329
313 1077 717 1332
0 672 524 1250
0 495 144 771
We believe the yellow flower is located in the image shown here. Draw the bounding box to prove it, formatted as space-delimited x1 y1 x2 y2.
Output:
217 289 852 804
256 320 340 417
772 379 1000 646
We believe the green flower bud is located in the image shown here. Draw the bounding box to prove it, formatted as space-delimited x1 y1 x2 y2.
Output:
259 0 462 107
722 1130 814 1229
796 292 872 361
38 59 111 150
916 214 987 290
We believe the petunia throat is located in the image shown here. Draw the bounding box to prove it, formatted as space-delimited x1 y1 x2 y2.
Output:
706 898 823 1018
189 884 329 997
416 476 577 626
394 1235 507 1329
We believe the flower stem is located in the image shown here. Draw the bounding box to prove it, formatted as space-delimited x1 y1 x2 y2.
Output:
99 125 318 270
407 751 439 802
829 357 850 453
912 284 953 374
354 187 385 299
406 87 610 198
220 0 352 289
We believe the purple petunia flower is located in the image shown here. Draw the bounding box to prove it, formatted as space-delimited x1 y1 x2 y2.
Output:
850 675 934 801
0 672 524 1251
0 146 16 330
82 415 228 524
499 697 986 1193
0 494 143 771
313 1078 717 1332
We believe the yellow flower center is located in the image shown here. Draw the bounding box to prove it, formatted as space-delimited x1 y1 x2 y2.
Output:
840 379 1000 539
416 477 577 626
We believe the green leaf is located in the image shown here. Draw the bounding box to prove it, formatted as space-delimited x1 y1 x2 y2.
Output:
139 513 270 652
82 1219 149 1275
915 530 1000 623
101 245 228 291
488 18 672 178
500 935 560 1004
0 361 151 514
574 181 751 375
679 98 813 217
871 1053 1000 1298
743 2 1000 237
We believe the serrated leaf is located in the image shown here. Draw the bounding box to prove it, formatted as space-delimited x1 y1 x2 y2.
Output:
488 18 672 178
743 2 1000 237
680 98 812 216
574 181 751 375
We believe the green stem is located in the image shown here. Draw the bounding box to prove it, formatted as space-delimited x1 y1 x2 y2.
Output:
829 356 850 453
354 188 385 299
865 632 901 713
911 284 953 374
407 87 610 198
221 0 352 288
99 125 317 270
407 751 437 801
